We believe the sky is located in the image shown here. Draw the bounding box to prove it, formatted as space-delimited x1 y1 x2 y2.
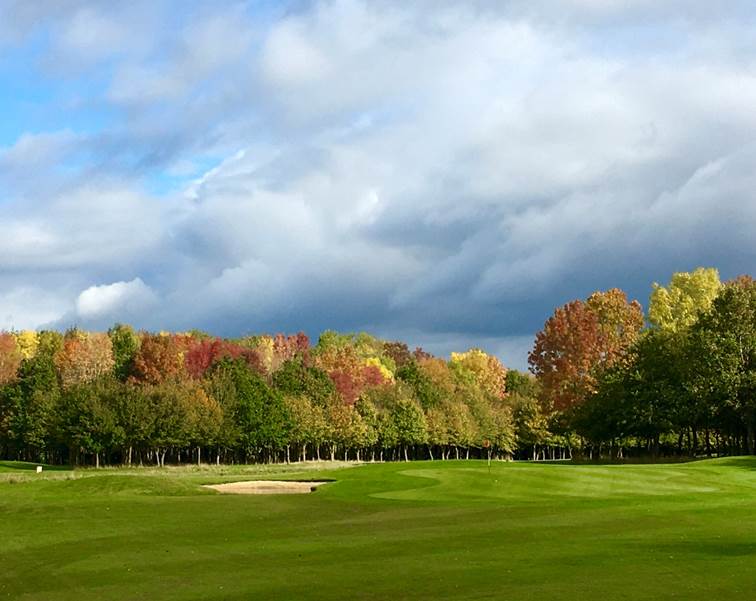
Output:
0 0 755 370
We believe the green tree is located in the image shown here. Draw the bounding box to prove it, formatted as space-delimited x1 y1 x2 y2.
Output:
392 398 427 461
273 358 336 406
690 279 755 452
58 377 122 467
109 324 140 381
208 359 291 462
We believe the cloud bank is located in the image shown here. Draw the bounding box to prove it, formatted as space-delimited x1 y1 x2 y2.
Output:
1 0 755 368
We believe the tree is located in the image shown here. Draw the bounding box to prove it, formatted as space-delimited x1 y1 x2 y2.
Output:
383 341 412 369
15 351 60 461
391 398 427 461
355 398 379 460
55 330 115 388
690 279 755 452
586 289 644 356
145 381 193 466
285 395 326 461
58 377 122 467
13 331 38 360
397 359 451 410
272 358 336 407
130 334 185 385
649 267 721 332
450 348 508 400
315 344 389 405
529 289 643 412
207 359 291 461
185 337 262 379
0 333 22 385
184 385 223 465
111 382 151 465
108 324 140 380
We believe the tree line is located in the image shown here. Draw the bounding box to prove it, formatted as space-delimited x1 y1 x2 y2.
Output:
529 268 755 458
0 266 752 466
0 329 519 466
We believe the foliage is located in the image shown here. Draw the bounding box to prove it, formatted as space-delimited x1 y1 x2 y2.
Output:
529 288 643 411
1 267 753 466
649 267 721 332
0 333 22 385
108 324 140 380
450 348 508 400
130 334 185 385
56 330 115 389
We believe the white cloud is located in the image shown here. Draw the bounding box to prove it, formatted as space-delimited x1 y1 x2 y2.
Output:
75 278 158 320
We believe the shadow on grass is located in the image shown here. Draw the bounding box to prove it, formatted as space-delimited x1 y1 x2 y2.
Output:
694 455 756 470
0 460 71 472
641 540 756 558
542 455 756 468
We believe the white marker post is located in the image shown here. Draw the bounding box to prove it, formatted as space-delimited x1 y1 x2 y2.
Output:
36 466 43 473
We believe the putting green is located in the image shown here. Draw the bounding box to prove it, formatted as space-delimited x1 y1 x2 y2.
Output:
2 458 756 600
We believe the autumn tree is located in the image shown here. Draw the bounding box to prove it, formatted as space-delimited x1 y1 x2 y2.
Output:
450 348 508 400
55 330 115 389
649 267 721 332
0 334 22 385
13 331 38 360
183 385 223 465
529 289 643 412
383 341 412 369
130 334 185 385
315 344 389 405
184 337 263 379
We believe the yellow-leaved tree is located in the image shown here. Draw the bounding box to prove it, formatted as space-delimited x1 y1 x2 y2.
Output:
649 267 721 332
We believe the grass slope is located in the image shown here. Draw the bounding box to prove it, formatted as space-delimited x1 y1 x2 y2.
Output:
2 458 756 600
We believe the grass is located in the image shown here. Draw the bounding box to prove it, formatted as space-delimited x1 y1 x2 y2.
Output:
2 457 756 600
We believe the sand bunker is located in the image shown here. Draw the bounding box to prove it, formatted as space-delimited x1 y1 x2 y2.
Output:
203 480 327 495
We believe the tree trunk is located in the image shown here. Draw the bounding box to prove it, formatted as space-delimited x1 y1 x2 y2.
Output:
302 443 307 462
403 446 409 462
95 452 100 469
197 446 201 466
428 446 434 461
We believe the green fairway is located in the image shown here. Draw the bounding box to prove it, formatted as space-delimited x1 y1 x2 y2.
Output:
2 458 756 600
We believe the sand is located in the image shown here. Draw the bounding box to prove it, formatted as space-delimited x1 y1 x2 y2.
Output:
202 480 327 495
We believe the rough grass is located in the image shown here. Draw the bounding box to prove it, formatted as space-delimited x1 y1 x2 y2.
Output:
2 457 756 600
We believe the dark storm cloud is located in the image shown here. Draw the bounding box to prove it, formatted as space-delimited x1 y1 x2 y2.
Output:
1 0 756 369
